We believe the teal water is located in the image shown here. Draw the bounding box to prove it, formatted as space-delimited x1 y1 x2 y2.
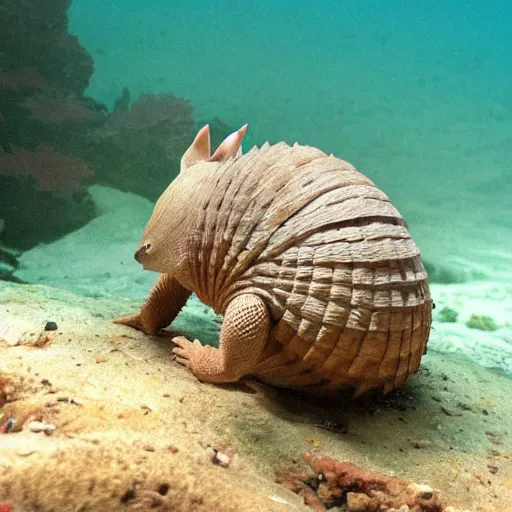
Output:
69 0 512 277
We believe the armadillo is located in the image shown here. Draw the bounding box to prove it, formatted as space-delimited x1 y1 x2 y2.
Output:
114 124 432 396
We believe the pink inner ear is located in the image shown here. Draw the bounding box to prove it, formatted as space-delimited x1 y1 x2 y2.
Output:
209 124 248 162
192 124 211 159
181 124 211 171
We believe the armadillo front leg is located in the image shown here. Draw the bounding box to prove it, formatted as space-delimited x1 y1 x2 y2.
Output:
172 294 270 383
113 273 191 335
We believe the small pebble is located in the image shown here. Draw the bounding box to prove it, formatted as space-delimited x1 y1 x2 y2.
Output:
44 321 58 331
215 451 231 467
205 446 231 467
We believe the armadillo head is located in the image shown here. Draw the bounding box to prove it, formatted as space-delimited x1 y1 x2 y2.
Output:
133 123 248 276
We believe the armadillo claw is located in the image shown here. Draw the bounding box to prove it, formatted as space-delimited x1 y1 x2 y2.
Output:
172 336 202 368
112 313 143 331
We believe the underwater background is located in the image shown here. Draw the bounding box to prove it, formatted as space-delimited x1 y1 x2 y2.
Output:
0 0 511 372
2 2 512 510
69 0 512 279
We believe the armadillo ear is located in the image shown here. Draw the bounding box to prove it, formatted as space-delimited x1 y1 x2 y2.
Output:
209 124 247 162
180 125 211 172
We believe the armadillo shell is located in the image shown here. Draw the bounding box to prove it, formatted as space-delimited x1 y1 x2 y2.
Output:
189 142 432 395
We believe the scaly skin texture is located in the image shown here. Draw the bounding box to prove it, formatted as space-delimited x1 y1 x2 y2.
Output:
114 125 432 396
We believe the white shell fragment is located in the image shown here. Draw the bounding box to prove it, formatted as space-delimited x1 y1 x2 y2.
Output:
27 421 56 434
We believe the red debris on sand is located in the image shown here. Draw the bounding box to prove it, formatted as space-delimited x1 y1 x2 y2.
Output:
0 418 15 434
276 452 447 512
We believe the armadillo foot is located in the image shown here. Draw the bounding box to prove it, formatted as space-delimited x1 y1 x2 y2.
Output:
172 294 271 384
113 312 144 331
172 336 203 369
172 336 233 383
113 274 191 336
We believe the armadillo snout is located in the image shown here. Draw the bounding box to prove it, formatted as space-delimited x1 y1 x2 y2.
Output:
134 243 152 263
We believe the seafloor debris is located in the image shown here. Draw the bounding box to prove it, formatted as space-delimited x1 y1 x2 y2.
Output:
202 441 233 468
32 332 53 348
276 452 447 511
0 416 15 433
437 306 458 323
466 314 498 332
208 448 231 468
27 420 56 435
